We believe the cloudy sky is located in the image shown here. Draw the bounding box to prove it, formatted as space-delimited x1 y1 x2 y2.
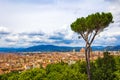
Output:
0 0 120 47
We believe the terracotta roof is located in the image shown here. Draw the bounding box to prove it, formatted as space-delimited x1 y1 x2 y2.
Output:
0 69 4 74
80 48 85 53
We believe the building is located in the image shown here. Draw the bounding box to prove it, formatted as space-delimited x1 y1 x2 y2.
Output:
80 48 85 53
0 69 4 75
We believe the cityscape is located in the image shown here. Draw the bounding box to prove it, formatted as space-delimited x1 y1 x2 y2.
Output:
0 48 120 75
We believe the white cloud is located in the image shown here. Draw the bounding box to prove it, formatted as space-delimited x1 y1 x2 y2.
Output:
0 26 9 32
0 26 10 34
0 0 120 47
0 0 109 33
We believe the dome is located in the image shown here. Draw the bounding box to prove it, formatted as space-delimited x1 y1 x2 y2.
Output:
80 48 85 53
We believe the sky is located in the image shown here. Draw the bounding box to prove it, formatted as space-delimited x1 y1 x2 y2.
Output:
0 0 120 47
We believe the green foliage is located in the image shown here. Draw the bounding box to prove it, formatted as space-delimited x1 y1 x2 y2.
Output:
18 68 46 80
0 71 19 80
71 12 113 34
0 52 120 80
113 56 120 80
46 62 87 80
91 52 119 80
70 61 87 74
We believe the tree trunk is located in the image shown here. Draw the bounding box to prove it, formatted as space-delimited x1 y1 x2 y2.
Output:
88 47 91 79
85 44 91 80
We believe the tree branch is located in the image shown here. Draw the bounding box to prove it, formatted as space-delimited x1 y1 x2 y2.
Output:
79 32 86 41
88 32 93 43
89 29 98 45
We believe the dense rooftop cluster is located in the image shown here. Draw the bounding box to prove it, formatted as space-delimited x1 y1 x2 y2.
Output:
0 49 119 75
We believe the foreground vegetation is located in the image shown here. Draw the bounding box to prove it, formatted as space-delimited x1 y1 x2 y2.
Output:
0 52 120 80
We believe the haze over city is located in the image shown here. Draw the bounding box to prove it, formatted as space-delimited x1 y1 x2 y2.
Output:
0 0 120 47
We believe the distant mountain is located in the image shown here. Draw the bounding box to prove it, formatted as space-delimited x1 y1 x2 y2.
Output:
91 46 104 51
0 48 23 53
0 45 119 53
21 45 81 52
104 45 120 51
0 45 79 53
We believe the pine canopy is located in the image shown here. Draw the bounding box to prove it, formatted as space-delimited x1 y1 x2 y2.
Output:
71 12 113 34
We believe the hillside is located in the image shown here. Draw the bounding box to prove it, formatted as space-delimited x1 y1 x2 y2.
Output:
0 45 119 53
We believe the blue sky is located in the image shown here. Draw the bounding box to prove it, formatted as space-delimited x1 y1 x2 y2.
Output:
0 0 120 47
